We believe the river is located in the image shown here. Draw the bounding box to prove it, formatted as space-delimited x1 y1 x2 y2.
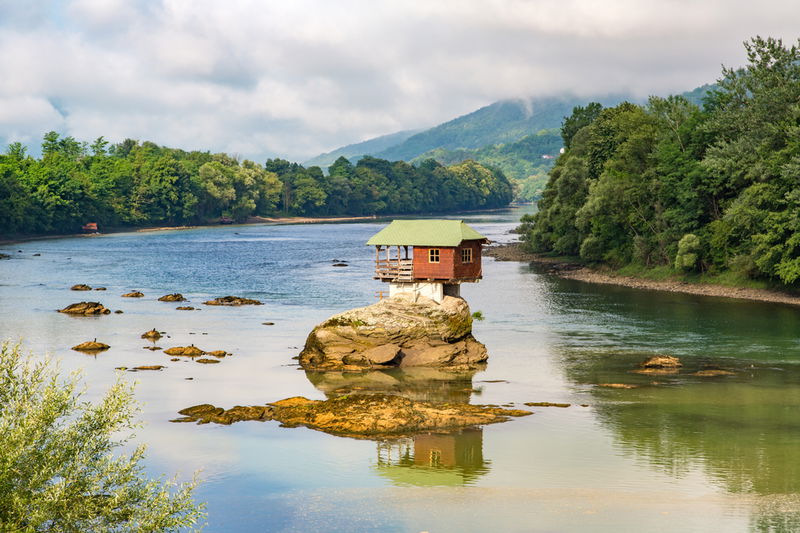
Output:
1 207 799 532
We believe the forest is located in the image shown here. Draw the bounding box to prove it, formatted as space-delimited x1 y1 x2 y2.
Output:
0 136 512 237
520 37 800 286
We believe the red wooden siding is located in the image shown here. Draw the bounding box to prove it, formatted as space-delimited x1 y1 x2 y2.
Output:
411 240 482 281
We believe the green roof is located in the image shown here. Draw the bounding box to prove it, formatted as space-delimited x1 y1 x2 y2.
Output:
366 220 488 247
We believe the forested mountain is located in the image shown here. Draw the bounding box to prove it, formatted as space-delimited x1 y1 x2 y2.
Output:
0 135 512 237
411 128 563 201
303 129 420 168
519 37 800 287
373 96 627 162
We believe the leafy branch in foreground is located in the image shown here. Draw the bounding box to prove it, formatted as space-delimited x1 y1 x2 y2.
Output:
0 342 205 532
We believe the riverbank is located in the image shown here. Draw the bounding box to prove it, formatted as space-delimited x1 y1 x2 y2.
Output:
0 214 381 246
486 242 800 307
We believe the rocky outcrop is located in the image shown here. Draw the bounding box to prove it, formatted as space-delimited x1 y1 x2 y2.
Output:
204 296 263 306
58 302 111 315
172 393 531 436
299 294 487 371
70 284 92 291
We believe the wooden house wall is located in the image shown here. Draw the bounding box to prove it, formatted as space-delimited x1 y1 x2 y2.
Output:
413 246 455 280
411 240 483 281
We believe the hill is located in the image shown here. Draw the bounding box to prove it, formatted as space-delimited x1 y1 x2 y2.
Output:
303 129 420 168
373 95 628 162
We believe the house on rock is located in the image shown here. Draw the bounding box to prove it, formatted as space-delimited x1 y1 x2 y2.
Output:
366 220 488 303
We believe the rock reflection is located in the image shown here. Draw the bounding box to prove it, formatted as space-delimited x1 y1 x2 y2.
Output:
373 428 490 487
304 367 493 486
304 366 483 403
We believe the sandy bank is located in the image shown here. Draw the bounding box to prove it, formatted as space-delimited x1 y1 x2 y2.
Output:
486 242 800 307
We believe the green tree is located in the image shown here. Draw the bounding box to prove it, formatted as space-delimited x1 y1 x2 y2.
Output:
0 342 204 532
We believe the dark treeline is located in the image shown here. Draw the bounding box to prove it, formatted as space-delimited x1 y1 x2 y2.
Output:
0 134 512 237
520 37 800 286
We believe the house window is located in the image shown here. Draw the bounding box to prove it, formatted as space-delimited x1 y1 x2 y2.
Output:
461 248 473 263
428 249 440 263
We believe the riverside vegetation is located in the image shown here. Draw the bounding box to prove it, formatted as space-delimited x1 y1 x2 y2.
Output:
0 138 512 237
0 342 204 532
519 37 800 289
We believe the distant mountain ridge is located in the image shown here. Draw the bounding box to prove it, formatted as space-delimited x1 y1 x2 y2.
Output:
303 129 421 168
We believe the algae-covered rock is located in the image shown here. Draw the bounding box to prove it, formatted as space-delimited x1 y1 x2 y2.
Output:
173 393 530 436
176 306 195 310
158 293 186 302
71 340 110 352
58 302 111 315
70 284 92 291
299 295 487 371
195 358 220 364
204 296 263 306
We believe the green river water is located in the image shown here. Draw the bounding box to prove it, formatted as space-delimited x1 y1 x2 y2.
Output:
1 207 799 532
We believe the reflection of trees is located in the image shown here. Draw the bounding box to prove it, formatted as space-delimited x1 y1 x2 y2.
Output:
304 367 492 486
374 428 490 487
304 367 482 403
559 346 800 532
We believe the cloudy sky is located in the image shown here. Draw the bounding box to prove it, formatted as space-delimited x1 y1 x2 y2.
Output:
1 0 798 162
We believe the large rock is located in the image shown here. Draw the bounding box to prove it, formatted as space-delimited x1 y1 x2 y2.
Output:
299 295 487 371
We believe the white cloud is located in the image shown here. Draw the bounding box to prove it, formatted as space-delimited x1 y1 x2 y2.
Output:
0 0 799 161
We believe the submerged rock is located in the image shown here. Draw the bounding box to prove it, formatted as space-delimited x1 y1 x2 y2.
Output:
159 293 187 302
204 296 263 306
94 287 107 291
195 358 220 364
692 367 735 377
299 295 487 371
71 340 110 352
632 355 683 375
524 402 571 408
173 393 531 436
122 291 144 298
58 302 111 315
141 328 162 340
70 284 92 291
176 306 195 311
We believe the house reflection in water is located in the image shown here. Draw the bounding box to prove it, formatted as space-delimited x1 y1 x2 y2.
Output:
374 427 490 486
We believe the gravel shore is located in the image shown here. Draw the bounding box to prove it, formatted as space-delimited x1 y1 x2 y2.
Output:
486 242 800 307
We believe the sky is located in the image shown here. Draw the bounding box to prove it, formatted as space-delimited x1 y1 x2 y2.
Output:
1 0 799 163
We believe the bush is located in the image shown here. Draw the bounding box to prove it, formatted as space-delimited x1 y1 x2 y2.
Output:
674 233 701 271
0 342 205 532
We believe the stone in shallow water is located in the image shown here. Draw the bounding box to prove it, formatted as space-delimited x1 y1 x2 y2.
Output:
141 328 162 340
204 295 263 306
70 284 92 291
164 345 205 356
58 302 111 315
158 293 186 302
173 393 531 437
122 291 144 298
71 340 110 352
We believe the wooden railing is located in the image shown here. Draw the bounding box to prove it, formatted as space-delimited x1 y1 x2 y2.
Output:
375 258 413 281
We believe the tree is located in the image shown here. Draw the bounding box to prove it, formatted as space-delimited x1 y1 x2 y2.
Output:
0 342 204 531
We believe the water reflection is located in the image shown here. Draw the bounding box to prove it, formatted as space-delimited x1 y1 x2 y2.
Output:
374 428 489 487
305 367 482 403
304 367 493 486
